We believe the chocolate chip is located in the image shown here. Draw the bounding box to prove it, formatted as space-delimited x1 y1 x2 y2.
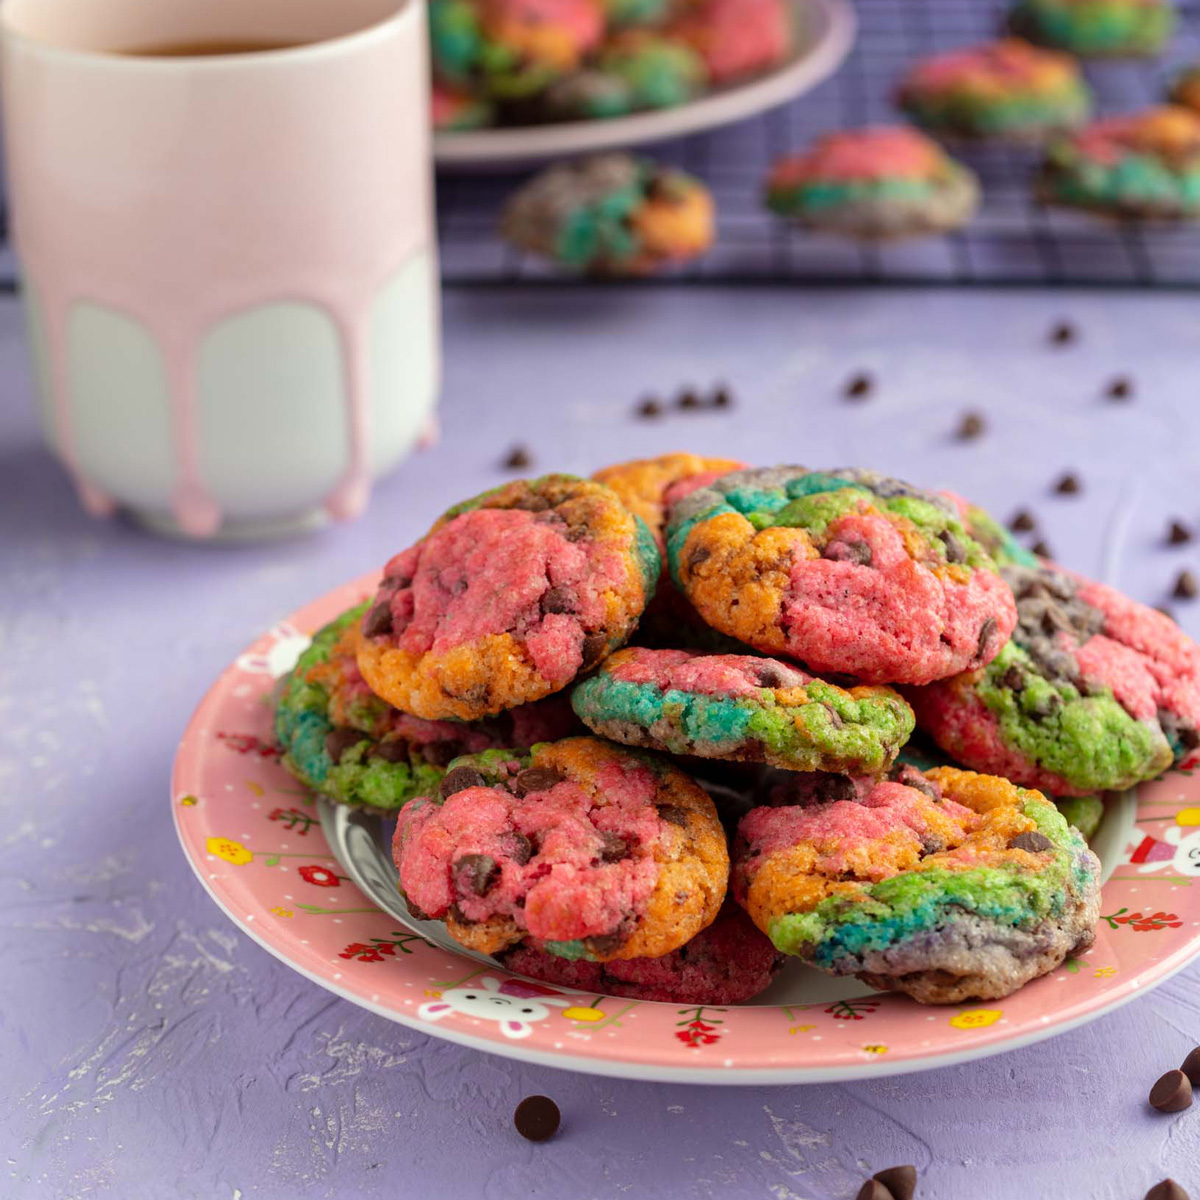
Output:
816 775 859 803
1145 1181 1190 1200
1009 509 1036 533
503 445 532 471
687 544 711 573
1049 320 1076 345
324 728 364 763
956 411 986 440
439 765 487 799
507 832 534 864
855 1182 893 1200
1106 375 1133 401
1031 540 1053 559
586 932 624 956
370 738 410 763
1054 472 1081 495
873 1165 917 1200
1150 1069 1194 1113
581 632 608 666
510 493 551 512
826 539 872 566
362 601 394 639
711 385 733 409
513 1095 560 1142
514 767 565 797
823 703 844 729
1009 831 1053 852
677 387 701 410
1180 1046 1200 1085
757 664 787 688
453 853 499 897
1175 570 1198 599
1000 666 1025 691
404 899 432 922
1169 520 1193 546
422 740 461 769
977 616 997 657
636 396 662 419
656 804 689 827
940 530 967 564
598 831 629 862
447 903 472 926
540 586 575 614
844 372 873 400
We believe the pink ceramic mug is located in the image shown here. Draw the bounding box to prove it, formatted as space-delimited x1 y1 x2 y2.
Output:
1 0 439 538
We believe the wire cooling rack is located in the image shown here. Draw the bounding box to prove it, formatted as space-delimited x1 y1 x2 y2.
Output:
436 0 1200 287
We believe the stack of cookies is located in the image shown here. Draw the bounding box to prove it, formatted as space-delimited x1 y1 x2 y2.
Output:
275 456 1200 1006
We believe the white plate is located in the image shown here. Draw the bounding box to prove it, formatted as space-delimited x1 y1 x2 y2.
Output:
433 0 856 168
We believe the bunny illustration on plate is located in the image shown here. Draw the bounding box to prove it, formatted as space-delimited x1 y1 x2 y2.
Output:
1127 807 1200 877
418 976 573 1039
235 623 311 679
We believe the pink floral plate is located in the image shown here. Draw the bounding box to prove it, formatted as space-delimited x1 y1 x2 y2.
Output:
172 573 1200 1084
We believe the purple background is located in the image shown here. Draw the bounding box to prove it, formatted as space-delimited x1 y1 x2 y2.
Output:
4 287 1200 1199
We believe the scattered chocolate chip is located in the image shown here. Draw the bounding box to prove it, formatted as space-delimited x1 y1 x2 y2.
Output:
636 397 663 419
513 1095 560 1142
581 632 609 666
1106 376 1133 401
1182 1046 1200 1086
873 1165 917 1200
1031 540 1053 559
453 853 499 897
825 538 873 566
507 832 534 865
422 740 461 769
1054 472 1081 495
515 767 565 797
844 372 873 400
1009 831 1053 853
1145 1181 1190 1200
586 932 624 956
598 831 629 863
362 601 394 639
1049 320 1076 345
711 385 733 409
540 586 575 614
855 1182 893 1200
439 765 487 799
503 445 532 471
370 739 411 763
1009 509 1036 533
656 804 689 827
677 387 701 410
1001 666 1025 691
1174 570 1198 600
977 616 997 657
1150 1069 1194 1113
956 411 986 440
940 530 967 564
324 728 363 764
1169 520 1193 546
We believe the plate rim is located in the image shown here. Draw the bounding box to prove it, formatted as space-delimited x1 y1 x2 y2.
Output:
431 0 857 168
171 573 1200 1085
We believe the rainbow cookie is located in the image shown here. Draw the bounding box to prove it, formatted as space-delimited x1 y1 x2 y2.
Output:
670 0 792 84
501 155 715 274
765 127 979 240
393 736 729 960
498 900 784 1003
734 765 1101 1003
897 39 1091 142
571 647 915 775
1008 0 1173 57
275 605 580 813
909 562 1200 795
356 474 659 721
1037 106 1200 220
429 0 605 99
666 466 1018 685
431 80 494 131
604 0 673 27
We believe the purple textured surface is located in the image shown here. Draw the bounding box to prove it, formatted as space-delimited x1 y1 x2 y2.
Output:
4 287 1200 1200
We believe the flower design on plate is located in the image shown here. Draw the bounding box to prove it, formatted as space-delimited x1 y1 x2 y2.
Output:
206 836 253 865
